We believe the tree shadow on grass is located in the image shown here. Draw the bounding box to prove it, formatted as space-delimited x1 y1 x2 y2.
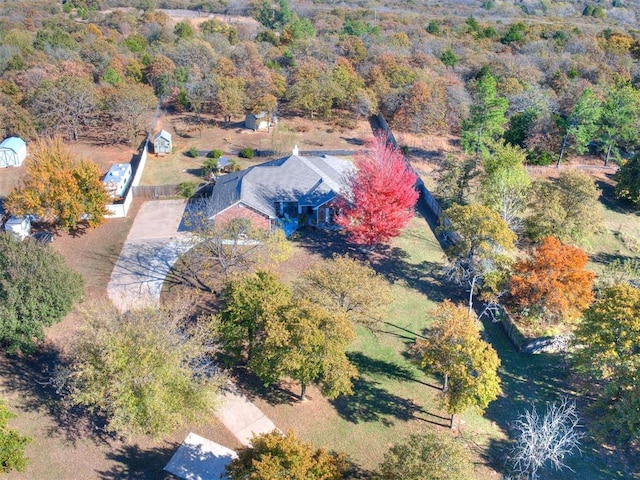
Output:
229 366 301 406
0 345 112 446
595 176 640 215
589 250 638 267
97 442 178 480
330 377 421 426
291 228 360 261
346 351 439 390
330 376 450 428
370 250 456 303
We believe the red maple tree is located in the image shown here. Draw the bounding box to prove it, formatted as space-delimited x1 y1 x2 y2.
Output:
509 236 595 325
335 134 419 249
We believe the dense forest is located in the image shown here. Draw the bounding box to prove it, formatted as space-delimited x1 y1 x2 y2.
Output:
2 0 640 169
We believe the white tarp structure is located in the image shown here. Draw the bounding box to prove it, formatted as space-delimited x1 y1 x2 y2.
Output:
164 432 237 480
0 137 27 167
4 216 31 240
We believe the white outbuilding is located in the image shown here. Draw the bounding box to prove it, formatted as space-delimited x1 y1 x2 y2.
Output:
153 129 172 155
4 216 31 240
0 137 27 167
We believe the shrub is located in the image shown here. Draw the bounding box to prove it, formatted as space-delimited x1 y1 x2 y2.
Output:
202 158 219 178
526 149 554 166
208 149 223 159
188 146 199 158
239 147 254 159
178 181 197 198
426 20 440 35
440 48 458 68
228 158 241 172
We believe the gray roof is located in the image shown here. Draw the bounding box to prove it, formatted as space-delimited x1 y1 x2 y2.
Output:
154 129 172 142
207 153 353 219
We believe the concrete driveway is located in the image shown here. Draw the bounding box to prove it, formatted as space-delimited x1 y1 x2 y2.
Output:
107 199 191 312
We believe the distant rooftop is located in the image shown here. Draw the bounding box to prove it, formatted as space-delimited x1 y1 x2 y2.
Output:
154 129 172 142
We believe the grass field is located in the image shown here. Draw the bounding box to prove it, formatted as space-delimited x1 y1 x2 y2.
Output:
232 198 640 478
236 205 506 477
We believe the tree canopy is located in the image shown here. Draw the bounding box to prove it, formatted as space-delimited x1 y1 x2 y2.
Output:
509 236 595 328
219 270 293 364
335 134 418 250
480 142 531 233
294 254 392 329
0 233 83 353
0 401 29 473
574 284 640 441
412 301 502 427
176 214 290 292
5 137 109 232
525 170 603 244
225 430 348 480
460 72 508 159
614 154 640 206
219 271 357 400
376 432 473 480
60 301 224 438
556 88 602 167
440 204 516 311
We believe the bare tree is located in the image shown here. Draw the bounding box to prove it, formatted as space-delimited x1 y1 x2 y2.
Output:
173 197 290 293
509 398 584 480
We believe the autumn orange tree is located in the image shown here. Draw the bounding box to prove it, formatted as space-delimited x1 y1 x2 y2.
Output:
335 133 419 250
508 236 595 327
412 301 502 429
5 137 109 232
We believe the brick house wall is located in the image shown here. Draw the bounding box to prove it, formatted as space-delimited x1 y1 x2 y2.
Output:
214 203 271 230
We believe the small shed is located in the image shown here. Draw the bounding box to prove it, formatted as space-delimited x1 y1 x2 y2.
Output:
164 432 237 480
4 216 31 240
0 137 27 167
153 129 172 155
245 112 275 132
103 163 132 199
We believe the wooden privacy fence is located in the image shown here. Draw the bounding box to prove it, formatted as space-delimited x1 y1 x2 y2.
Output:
132 184 180 199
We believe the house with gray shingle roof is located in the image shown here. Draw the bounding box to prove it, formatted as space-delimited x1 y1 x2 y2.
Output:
206 146 353 229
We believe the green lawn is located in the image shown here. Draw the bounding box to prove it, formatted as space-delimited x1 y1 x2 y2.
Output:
244 206 505 476
239 198 639 478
